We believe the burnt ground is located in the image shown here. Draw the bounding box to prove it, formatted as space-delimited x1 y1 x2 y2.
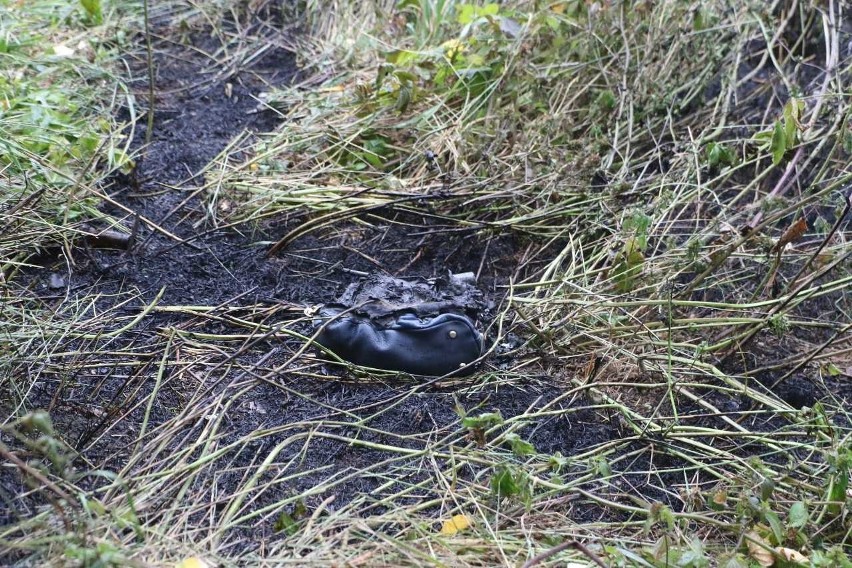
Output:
3 2 852 561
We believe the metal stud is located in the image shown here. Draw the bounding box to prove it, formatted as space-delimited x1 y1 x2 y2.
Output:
448 330 457 339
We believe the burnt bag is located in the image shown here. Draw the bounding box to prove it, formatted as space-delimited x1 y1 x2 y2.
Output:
312 274 487 377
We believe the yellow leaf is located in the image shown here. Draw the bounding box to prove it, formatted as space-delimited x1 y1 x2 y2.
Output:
176 557 210 568
746 531 774 567
441 39 465 59
53 44 75 57
440 514 472 535
549 2 566 13
775 547 808 563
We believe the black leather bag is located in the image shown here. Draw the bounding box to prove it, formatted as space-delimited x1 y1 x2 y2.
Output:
315 309 483 376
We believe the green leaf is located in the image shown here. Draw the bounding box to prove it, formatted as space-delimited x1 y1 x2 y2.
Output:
788 501 808 529
593 456 611 477
456 4 476 24
693 8 710 31
273 512 299 535
752 130 773 145
706 142 734 167
461 412 504 430
759 476 775 501
624 212 651 250
679 537 710 568
822 362 842 376
812 546 852 567
490 466 520 498
504 433 535 456
764 508 784 545
548 452 568 472
457 3 500 24
384 50 417 66
26 410 55 435
649 534 676 563
108 147 135 175
717 553 750 568
274 500 307 535
481 4 500 17
659 505 675 531
770 120 786 165
393 70 418 85
827 456 849 517
783 98 798 147
395 85 412 113
612 236 645 293
81 496 106 516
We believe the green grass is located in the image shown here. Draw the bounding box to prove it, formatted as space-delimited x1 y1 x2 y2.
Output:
3 0 852 566
0 0 135 274
0 0 140 564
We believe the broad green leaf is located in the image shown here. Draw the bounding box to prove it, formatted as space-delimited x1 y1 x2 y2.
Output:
481 4 500 17
593 456 611 477
770 120 786 165
649 534 676 563
273 512 298 535
764 508 783 544
491 466 520 498
504 433 535 456
457 3 499 24
456 5 477 24
821 362 842 376
693 8 709 31
752 130 773 144
679 537 710 568
384 50 417 66
827 463 849 517
707 142 734 167
788 501 808 529
395 85 412 113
